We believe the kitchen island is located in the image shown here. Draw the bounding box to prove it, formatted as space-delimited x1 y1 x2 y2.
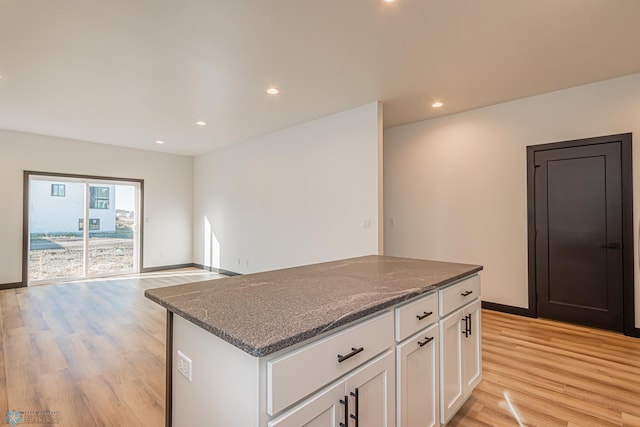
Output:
146 255 483 427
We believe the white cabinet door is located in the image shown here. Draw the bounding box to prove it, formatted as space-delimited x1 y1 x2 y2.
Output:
345 350 395 427
268 381 345 427
439 307 465 425
270 351 395 427
397 324 439 427
463 299 482 392
440 300 483 425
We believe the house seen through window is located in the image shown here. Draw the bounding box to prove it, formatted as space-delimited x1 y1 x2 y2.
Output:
90 186 109 209
51 183 65 197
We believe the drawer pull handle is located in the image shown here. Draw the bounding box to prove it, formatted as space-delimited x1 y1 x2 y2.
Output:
461 290 473 297
418 336 434 347
337 347 364 363
339 395 348 427
416 311 433 320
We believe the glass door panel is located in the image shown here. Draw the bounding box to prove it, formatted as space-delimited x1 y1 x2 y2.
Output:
29 179 86 282
87 183 137 276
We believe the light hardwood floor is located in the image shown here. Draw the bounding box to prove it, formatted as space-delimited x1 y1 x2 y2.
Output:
0 269 224 427
1 270 639 426
450 311 640 427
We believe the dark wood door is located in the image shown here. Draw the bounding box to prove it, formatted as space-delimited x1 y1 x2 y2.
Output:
534 142 624 331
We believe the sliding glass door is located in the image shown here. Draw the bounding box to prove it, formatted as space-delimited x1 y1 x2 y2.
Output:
29 180 86 281
28 175 141 284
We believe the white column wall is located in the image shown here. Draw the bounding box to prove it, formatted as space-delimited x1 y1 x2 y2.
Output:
193 103 382 274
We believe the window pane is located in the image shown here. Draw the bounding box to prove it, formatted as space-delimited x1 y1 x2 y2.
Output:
51 184 65 197
90 186 110 209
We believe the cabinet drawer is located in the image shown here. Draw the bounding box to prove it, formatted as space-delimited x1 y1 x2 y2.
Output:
395 291 438 342
438 275 480 317
267 311 393 416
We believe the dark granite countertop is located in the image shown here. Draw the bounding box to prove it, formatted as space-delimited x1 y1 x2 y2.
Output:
145 255 482 357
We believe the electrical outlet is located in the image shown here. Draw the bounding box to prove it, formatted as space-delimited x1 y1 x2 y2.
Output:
177 350 192 382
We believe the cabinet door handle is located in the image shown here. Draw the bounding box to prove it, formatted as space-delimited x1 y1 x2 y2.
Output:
461 316 469 338
337 347 364 363
467 313 472 336
416 311 433 320
461 290 473 297
349 388 359 427
339 395 348 427
418 336 434 347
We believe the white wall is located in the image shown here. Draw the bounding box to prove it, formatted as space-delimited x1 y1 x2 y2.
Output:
0 129 194 284
193 102 382 274
384 72 640 328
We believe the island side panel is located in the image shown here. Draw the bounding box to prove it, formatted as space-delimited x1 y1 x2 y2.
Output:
172 314 261 427
166 311 173 427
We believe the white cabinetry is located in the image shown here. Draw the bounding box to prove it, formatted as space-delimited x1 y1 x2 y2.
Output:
267 381 345 427
269 351 395 427
396 323 440 427
439 298 482 425
267 313 394 415
170 274 481 427
394 274 481 427
172 311 395 427
345 351 395 427
463 300 482 393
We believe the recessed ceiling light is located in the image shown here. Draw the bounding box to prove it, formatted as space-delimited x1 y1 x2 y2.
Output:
384 0 395 3
196 121 207 126
432 101 444 108
266 87 280 95
155 140 165 145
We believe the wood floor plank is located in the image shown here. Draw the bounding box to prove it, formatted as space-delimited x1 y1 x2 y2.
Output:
78 374 144 427
622 412 640 427
36 368 99 427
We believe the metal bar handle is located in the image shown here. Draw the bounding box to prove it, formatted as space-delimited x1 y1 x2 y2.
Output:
416 311 433 320
467 313 472 336
337 347 364 363
339 395 348 427
461 316 469 337
418 336 434 347
350 388 359 427
461 290 473 297
600 242 620 249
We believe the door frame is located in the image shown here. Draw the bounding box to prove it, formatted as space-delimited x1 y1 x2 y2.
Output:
22 170 145 287
526 133 637 337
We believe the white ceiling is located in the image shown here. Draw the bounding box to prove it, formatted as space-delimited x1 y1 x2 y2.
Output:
2 0 640 156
